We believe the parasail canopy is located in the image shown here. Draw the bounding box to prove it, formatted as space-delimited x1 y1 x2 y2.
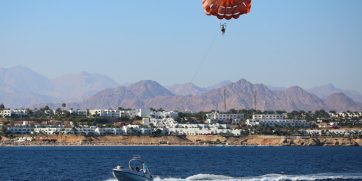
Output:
202 0 252 20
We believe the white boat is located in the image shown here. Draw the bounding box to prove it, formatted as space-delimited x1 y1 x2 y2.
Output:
112 156 153 181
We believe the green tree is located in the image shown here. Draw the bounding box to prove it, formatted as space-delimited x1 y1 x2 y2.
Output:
25 108 33 117
0 126 6 136
0 104 5 110
152 129 162 137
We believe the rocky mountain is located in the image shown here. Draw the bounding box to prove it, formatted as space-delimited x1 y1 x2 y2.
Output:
0 66 58 107
324 93 362 112
308 84 362 103
168 83 207 96
267 85 287 92
77 80 174 109
77 79 362 112
206 80 233 90
0 86 56 109
127 80 174 99
0 66 119 107
278 86 325 111
0 66 53 96
1 66 361 112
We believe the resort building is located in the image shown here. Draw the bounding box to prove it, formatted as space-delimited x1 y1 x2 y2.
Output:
246 119 310 128
69 109 88 117
89 109 121 118
0 109 27 118
7 126 33 135
33 125 64 135
151 110 179 119
206 112 244 124
252 114 285 120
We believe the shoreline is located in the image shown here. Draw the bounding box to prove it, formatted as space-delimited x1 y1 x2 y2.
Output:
1 135 362 147
1 144 361 147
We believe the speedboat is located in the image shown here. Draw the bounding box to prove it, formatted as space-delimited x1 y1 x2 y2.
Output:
112 156 153 181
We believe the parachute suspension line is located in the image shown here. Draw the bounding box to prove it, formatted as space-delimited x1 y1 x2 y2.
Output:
191 32 220 84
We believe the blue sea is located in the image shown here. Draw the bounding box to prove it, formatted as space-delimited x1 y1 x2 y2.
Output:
0 146 362 181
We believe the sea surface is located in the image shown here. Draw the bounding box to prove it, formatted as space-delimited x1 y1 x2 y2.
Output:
0 146 362 181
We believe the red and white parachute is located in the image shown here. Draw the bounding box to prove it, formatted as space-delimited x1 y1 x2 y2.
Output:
202 0 252 20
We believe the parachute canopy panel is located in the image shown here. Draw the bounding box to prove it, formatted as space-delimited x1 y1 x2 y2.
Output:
202 0 252 20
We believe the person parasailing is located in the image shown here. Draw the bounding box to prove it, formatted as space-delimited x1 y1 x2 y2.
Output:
220 23 226 35
202 0 252 34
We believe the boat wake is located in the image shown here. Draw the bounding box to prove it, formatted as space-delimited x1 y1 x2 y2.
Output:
106 172 362 181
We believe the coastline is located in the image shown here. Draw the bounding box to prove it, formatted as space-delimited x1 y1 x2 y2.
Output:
1 135 361 147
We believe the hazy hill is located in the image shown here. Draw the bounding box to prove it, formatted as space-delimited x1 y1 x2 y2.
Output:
127 80 174 99
0 66 53 96
168 83 207 96
51 72 119 102
324 93 362 112
77 79 362 112
278 86 325 111
0 66 119 107
206 80 233 90
0 66 57 107
1 66 361 112
309 84 362 103
77 80 174 109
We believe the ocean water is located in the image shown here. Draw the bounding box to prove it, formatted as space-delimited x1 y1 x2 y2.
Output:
0 146 362 181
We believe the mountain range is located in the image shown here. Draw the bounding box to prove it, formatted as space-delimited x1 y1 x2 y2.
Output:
308 84 362 103
71 79 362 112
1 66 362 112
0 66 119 107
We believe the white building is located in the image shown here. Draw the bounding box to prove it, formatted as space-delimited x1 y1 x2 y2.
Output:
33 125 64 135
0 109 27 118
253 114 284 120
94 127 124 135
0 109 12 117
143 118 178 128
69 109 88 117
330 112 362 119
166 123 233 136
151 111 179 119
143 118 151 126
137 109 152 118
206 112 244 124
7 126 32 134
122 125 152 135
246 119 310 128
89 109 121 118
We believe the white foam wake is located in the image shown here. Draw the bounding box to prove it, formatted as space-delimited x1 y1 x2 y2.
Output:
155 173 362 181
106 172 362 181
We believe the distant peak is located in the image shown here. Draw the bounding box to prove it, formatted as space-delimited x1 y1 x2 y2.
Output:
137 80 158 84
80 71 91 75
235 79 252 85
327 92 347 98
323 83 336 89
237 78 249 83
185 82 196 86
131 80 163 88
288 86 303 90
10 65 33 71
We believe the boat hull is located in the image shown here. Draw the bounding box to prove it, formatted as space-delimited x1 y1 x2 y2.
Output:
113 170 152 181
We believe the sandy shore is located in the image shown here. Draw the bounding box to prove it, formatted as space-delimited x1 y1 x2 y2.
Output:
1 135 362 147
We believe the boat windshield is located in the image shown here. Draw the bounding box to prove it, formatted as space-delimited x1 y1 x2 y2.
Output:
129 158 144 172
143 163 150 174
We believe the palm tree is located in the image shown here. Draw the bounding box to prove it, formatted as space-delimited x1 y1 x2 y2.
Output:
62 103 66 110
0 104 5 110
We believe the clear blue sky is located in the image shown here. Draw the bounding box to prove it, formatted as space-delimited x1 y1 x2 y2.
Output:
1 0 362 91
